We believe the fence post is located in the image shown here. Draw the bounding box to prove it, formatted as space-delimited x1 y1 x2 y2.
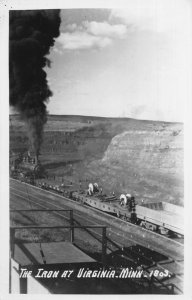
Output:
9 227 15 293
70 210 74 243
19 266 27 294
170 284 174 294
102 227 107 266
9 249 12 293
10 227 15 257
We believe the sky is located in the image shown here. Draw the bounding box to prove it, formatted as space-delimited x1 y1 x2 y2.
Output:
11 0 192 121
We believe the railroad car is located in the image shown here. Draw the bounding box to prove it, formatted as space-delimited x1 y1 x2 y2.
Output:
69 190 184 237
32 179 184 238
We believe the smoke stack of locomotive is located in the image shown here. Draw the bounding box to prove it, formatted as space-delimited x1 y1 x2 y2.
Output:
9 10 61 160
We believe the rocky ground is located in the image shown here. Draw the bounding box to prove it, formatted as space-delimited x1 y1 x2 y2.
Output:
10 115 183 206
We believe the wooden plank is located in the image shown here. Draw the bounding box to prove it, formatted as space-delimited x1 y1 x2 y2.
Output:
13 242 95 266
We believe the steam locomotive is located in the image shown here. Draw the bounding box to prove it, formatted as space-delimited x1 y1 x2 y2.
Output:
10 151 44 183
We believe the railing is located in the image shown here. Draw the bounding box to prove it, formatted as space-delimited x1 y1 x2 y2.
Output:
10 209 107 294
10 209 74 241
10 224 107 265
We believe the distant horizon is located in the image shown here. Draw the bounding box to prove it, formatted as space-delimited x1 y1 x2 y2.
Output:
9 112 183 124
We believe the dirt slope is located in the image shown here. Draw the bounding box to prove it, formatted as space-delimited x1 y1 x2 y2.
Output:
10 115 183 205
84 124 183 205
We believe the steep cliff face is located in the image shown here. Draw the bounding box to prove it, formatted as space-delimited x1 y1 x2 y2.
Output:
87 123 183 205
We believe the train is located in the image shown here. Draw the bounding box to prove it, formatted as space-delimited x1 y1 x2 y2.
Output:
10 151 45 182
38 181 184 238
9 148 184 238
69 190 184 237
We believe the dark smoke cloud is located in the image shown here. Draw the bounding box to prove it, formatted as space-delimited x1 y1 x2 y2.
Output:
9 10 61 157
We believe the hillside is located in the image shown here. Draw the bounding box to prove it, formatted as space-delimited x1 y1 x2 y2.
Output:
9 115 183 205
82 124 183 205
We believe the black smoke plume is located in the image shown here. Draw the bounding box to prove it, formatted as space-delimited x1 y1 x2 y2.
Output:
9 10 61 158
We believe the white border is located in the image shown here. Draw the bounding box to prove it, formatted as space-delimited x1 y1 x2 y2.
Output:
0 0 191 299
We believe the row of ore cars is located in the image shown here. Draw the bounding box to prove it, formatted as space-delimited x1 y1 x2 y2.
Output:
38 181 184 238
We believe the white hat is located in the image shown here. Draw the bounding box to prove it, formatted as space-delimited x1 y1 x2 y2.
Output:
126 193 132 198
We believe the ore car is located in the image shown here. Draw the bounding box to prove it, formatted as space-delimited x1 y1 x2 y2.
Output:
70 187 184 237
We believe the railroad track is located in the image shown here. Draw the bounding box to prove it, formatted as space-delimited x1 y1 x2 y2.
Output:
20 177 184 242
10 178 184 246
10 186 136 250
10 178 184 252
10 185 184 253
10 178 184 294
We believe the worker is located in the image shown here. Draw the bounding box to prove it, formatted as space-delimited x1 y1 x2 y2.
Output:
93 182 99 193
126 193 132 204
120 194 127 206
88 183 94 195
126 193 132 200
